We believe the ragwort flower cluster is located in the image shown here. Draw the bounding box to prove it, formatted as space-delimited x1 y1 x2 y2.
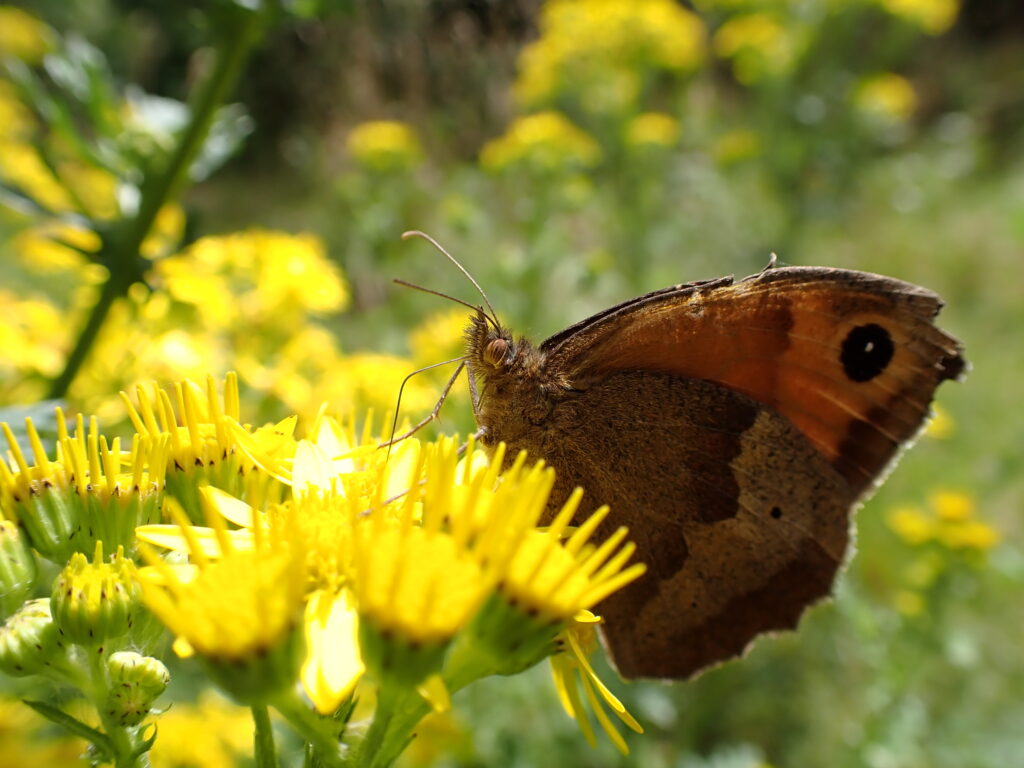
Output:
0 374 647 767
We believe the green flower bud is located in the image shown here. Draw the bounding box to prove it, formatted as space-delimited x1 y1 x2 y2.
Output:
105 651 170 726
51 543 141 647
0 520 38 619
0 598 66 676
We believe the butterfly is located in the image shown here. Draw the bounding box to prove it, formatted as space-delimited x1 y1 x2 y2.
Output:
458 258 965 679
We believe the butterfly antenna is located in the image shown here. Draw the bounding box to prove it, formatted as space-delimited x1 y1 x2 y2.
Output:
401 230 500 328
392 279 497 327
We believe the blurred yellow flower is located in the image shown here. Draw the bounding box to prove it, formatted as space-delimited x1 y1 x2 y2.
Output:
931 490 973 522
0 696 85 767
515 0 705 113
0 141 74 212
876 0 959 35
0 6 55 63
409 308 469 369
0 290 67 383
938 520 1000 550
888 506 935 545
624 112 681 148
854 73 918 122
713 12 799 84
11 221 101 273
149 691 252 768
0 81 33 139
158 229 348 328
887 490 999 553
346 120 424 172
480 112 601 174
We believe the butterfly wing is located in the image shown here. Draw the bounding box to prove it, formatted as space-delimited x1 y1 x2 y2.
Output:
537 266 964 678
542 266 965 499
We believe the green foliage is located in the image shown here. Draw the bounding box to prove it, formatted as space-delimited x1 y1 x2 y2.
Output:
1 0 1022 766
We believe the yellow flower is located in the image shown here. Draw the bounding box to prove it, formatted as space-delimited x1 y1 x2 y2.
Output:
887 506 935 545
0 695 86 766
854 73 918 122
0 290 67 386
346 120 424 172
551 612 643 754
0 6 55 63
148 691 252 768
138 499 307 703
0 141 74 212
158 229 348 328
138 412 417 713
0 412 167 561
876 0 959 34
888 491 999 554
11 221 102 273
480 112 601 174
302 589 365 714
931 490 973 522
624 112 681 148
120 373 289 523
938 520 1000 551
515 0 705 112
713 12 799 84
0 81 34 140
409 308 470 369
353 522 487 647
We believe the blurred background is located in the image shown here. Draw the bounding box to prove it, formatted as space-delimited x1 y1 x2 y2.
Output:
0 0 1022 766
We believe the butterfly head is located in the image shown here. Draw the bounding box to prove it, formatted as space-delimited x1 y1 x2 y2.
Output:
466 310 515 372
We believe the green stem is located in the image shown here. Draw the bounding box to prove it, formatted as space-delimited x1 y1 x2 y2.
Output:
46 267 129 400
252 705 279 768
46 9 266 400
353 685 404 768
274 691 345 768
87 648 137 768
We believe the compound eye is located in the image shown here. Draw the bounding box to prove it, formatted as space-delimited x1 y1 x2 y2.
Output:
483 338 510 367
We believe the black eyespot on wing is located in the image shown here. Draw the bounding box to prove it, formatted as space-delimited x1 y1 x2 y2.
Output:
770 506 782 519
840 323 894 382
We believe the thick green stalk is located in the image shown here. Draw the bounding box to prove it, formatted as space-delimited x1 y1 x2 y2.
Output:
252 705 279 768
46 10 266 400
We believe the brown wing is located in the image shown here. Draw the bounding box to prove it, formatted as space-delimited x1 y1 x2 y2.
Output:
540 372 853 679
542 266 965 499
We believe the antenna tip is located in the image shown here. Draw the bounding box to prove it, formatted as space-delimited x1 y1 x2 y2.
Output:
401 230 425 241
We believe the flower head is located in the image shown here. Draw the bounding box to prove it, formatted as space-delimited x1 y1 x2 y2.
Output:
480 112 601 174
138 499 307 704
854 73 917 123
875 0 959 35
515 0 705 113
346 120 424 172
625 113 681 149
51 541 141 646
1 412 167 561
